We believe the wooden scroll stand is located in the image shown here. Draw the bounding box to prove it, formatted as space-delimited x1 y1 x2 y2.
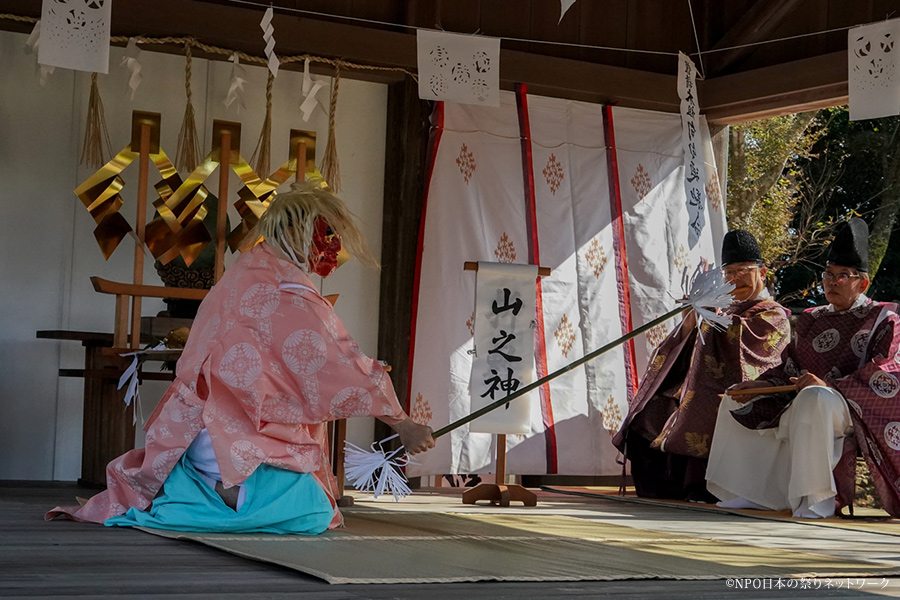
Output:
459 261 548 507
462 434 537 507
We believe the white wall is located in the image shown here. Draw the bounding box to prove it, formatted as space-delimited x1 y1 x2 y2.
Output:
0 30 388 480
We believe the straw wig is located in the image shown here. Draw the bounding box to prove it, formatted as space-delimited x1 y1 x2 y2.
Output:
250 180 378 271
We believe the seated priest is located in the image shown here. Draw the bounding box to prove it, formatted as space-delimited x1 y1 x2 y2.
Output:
47 180 435 534
613 230 790 502
707 218 900 518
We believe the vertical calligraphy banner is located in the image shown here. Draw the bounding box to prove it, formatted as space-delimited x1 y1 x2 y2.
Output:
469 262 538 434
677 52 706 247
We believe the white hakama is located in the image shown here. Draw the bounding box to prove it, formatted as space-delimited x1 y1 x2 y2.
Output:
706 385 851 518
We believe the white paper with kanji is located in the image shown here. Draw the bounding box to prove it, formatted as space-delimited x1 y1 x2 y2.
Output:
469 262 538 434
406 93 725 477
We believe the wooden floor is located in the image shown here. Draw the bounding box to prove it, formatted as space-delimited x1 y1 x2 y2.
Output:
2 482 899 599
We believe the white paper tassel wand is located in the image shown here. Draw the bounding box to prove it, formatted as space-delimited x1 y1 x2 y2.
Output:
343 434 413 501
346 266 735 500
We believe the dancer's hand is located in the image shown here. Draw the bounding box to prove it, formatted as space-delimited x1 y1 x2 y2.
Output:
395 418 435 455
680 307 697 337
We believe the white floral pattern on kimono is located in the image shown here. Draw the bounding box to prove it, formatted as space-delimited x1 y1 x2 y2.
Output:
47 243 406 529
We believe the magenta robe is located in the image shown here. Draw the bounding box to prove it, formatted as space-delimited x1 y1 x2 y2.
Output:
47 243 406 528
760 298 900 516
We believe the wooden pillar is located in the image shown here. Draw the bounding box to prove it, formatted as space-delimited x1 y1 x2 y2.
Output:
130 122 151 349
216 132 231 283
375 79 433 441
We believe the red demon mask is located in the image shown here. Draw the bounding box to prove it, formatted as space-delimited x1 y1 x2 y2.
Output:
310 216 342 277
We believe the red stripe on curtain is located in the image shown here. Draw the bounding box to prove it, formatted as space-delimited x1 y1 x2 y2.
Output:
405 102 445 412
602 105 639 399
516 84 559 474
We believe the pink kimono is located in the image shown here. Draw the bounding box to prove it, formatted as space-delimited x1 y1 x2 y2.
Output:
47 243 406 528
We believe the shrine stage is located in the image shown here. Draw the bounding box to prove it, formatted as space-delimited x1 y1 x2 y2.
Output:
4 482 900 598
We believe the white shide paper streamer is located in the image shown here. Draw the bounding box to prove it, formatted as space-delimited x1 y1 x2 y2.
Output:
559 0 577 24
299 58 326 122
223 52 247 112
25 20 54 85
118 342 166 425
121 37 142 100
260 7 279 78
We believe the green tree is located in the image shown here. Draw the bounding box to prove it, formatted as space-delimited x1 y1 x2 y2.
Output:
778 108 900 306
727 112 825 271
727 107 900 307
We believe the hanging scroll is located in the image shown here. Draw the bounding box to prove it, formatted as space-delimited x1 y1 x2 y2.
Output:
417 29 500 107
469 262 538 435
848 19 900 121
677 51 706 247
38 0 111 74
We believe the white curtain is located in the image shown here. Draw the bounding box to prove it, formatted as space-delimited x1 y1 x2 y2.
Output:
407 91 725 477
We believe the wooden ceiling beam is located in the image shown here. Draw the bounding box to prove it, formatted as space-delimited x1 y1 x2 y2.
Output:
501 53 678 112
704 0 805 76
0 0 678 112
0 0 413 83
701 50 847 124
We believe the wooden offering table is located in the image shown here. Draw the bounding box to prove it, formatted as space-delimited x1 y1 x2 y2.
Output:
37 330 178 487
39 328 356 501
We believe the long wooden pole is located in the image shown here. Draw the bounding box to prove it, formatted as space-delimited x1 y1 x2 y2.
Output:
430 304 689 439
215 132 231 282
129 122 151 349
723 385 795 396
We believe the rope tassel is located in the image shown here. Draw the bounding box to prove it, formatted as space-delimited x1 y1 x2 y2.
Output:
344 266 735 500
250 71 275 177
321 63 341 191
176 41 201 173
80 73 112 169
